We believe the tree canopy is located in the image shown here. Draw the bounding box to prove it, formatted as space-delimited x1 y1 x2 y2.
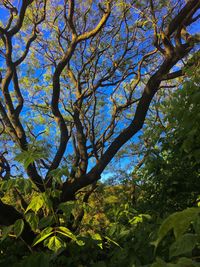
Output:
0 0 200 266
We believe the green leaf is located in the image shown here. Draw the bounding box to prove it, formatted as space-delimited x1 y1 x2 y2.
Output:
169 234 197 259
46 236 65 252
129 214 151 225
26 194 45 213
15 147 48 169
55 226 76 240
153 208 200 248
1 179 14 191
176 257 200 267
42 192 53 210
90 233 103 249
152 257 200 267
32 227 53 246
25 213 39 232
56 226 85 246
14 219 24 238
104 235 121 247
173 208 200 239
75 238 85 246
58 201 75 218
193 216 200 234
0 225 13 242
38 216 53 229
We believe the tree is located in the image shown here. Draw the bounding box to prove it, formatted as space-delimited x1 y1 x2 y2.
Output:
0 0 199 247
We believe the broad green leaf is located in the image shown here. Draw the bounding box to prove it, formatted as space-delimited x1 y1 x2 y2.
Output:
32 227 53 246
173 208 200 239
15 147 48 169
14 219 24 238
56 226 85 246
25 213 39 232
26 195 45 213
42 192 53 210
176 257 200 267
169 234 197 259
46 236 65 252
153 208 200 248
55 226 76 240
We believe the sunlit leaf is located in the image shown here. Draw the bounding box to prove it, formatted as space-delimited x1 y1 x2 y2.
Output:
14 219 24 238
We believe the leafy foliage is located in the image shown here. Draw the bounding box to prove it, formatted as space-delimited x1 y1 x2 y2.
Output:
136 60 200 215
